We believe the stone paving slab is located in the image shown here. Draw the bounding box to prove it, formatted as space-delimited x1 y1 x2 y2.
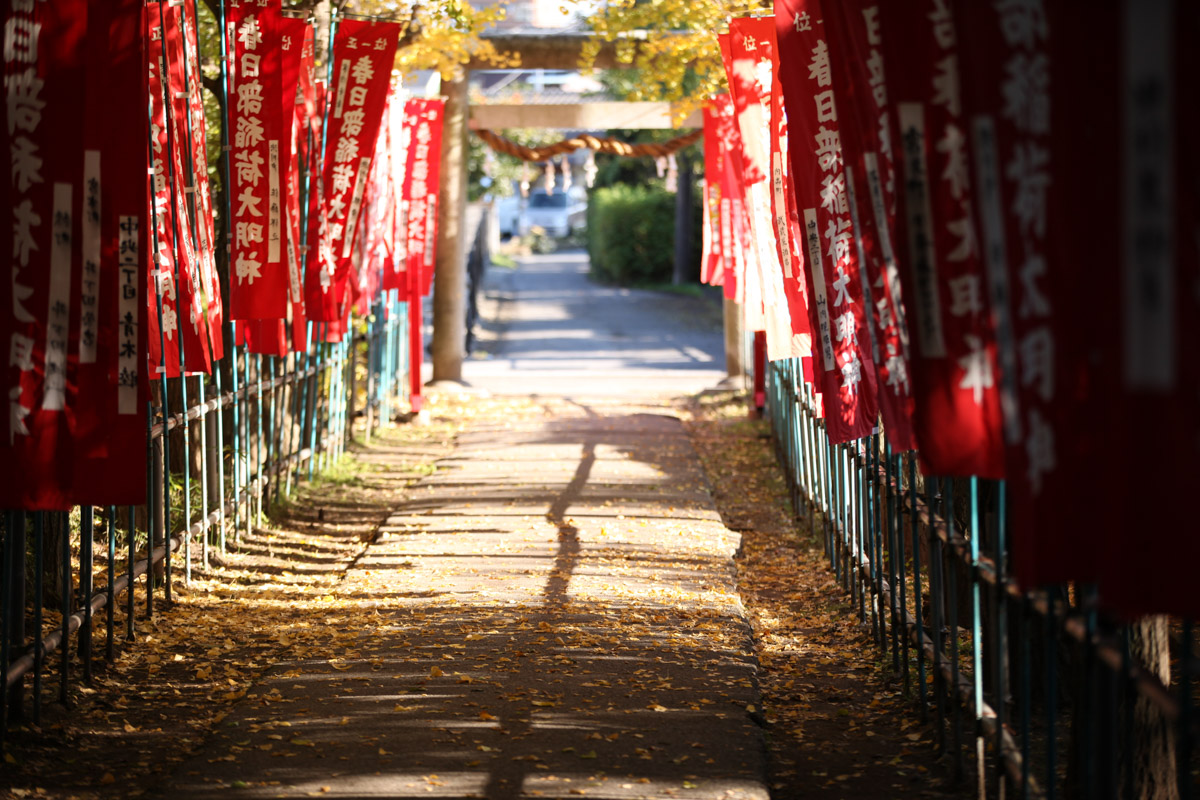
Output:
159 406 768 800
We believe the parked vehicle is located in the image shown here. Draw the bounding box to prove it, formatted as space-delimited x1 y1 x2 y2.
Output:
496 194 521 238
519 189 586 238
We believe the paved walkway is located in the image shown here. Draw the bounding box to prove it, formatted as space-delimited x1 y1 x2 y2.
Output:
161 402 768 799
463 250 727 397
156 254 765 798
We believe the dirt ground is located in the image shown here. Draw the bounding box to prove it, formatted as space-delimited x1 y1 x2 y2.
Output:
682 391 960 799
1 392 964 799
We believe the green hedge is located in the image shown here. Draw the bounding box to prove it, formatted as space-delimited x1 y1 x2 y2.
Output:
586 184 677 285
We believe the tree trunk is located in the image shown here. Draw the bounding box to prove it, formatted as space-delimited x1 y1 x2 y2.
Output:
1127 616 1179 800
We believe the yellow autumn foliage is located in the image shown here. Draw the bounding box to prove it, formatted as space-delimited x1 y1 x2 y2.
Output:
571 0 766 118
347 0 520 79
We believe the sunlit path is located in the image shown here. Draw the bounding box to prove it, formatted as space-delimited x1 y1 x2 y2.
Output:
161 399 768 800
462 251 727 397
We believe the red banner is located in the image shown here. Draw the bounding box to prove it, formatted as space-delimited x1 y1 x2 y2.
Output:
401 97 445 298
146 22 182 379
178 0 224 360
728 17 804 362
240 318 287 357
0 1 87 508
717 33 764 332
1100 0 1200 616
287 27 315 352
388 93 411 296
321 19 401 307
227 0 288 321
954 0 1076 582
304 78 337 321
877 0 1004 475
378 92 409 295
711 93 747 304
701 103 725 287
824 0 916 452
71 0 152 504
361 97 391 303
160 3 214 373
278 18 310 352
775 0 879 444
766 45 814 348
148 8 213 376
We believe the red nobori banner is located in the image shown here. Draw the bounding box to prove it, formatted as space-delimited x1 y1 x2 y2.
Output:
322 19 401 301
1102 0 1200 616
716 32 764 332
161 2 215 372
281 18 311 352
178 0 224 359
148 7 211 376
146 16 182 378
701 102 725 287
364 92 402 299
401 97 445 297
304 80 339 322
954 0 1071 582
775 0 879 444
288 25 315 351
0 1 87 509
728 17 804 362
764 25 813 347
381 92 410 294
227 0 288 321
72 0 152 505
711 93 746 305
824 0 916 453
877 0 1004 476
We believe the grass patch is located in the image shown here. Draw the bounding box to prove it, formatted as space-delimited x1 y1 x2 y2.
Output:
490 252 518 270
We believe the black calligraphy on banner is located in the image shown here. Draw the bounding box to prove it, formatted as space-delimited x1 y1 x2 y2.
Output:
0 1 88 509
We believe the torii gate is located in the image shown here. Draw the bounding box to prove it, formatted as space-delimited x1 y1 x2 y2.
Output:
427 33 725 388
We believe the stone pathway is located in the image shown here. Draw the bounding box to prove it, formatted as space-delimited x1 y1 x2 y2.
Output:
161 400 769 800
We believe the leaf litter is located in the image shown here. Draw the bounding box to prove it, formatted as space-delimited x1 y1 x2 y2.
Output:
1 391 963 799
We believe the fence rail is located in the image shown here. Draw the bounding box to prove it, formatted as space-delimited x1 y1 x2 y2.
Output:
0 293 410 741
765 357 1196 799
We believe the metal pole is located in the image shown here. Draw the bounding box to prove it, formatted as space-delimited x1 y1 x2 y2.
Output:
199 374 210 570
909 454 927 720
106 506 115 661
59 512 70 705
33 513 44 723
80 507 93 682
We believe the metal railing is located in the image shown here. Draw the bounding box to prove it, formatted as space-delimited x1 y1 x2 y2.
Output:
0 294 410 743
765 357 1196 799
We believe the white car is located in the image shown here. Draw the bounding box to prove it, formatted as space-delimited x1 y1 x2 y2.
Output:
496 194 521 238
519 190 586 238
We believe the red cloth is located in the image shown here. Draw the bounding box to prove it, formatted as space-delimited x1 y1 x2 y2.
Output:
0 0 87 508
955 0 1095 585
824 0 915 451
877 0 1005 476
775 0 879 444
70 0 153 505
319 19 402 311
227 0 289 321
700 104 724 287
401 98 446 298
151 5 214 375
178 0 223 359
